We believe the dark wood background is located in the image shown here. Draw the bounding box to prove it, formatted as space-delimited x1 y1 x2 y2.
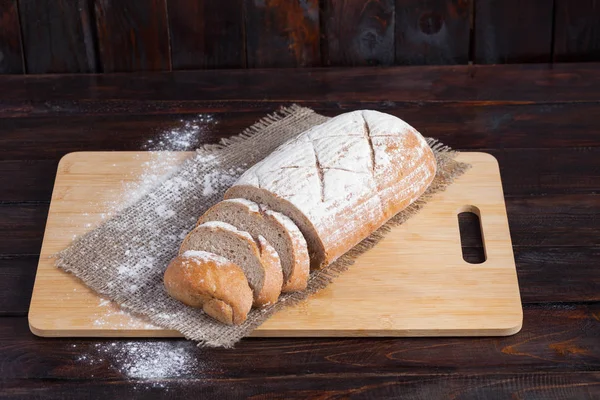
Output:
1 64 599 398
1 0 599 74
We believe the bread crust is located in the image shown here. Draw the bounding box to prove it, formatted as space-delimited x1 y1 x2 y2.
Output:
163 251 253 325
225 110 436 268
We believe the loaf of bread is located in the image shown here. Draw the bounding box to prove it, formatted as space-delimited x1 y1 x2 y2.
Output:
197 199 310 292
179 221 283 307
163 250 253 325
165 109 437 325
225 110 436 268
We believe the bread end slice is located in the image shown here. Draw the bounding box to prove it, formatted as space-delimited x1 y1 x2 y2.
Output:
163 250 253 325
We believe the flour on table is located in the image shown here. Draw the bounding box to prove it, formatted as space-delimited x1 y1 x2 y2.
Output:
75 340 202 390
143 115 215 151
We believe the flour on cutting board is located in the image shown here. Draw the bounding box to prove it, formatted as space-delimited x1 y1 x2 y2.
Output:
68 113 245 327
72 114 226 229
93 297 159 329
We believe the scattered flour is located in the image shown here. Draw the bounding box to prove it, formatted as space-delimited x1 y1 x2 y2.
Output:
67 114 218 244
74 114 247 332
63 113 254 367
154 204 176 219
143 115 215 151
75 340 202 390
96 114 218 218
93 297 159 329
201 168 240 197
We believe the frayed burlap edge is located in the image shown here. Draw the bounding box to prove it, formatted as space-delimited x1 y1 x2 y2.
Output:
55 104 469 348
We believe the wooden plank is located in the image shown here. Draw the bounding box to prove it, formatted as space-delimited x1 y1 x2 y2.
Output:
3 98 600 140
382 103 600 150
2 106 599 162
395 0 471 65
0 113 232 160
0 0 24 73
0 160 57 202
475 0 553 63
322 0 395 66
1 372 599 399
515 246 600 303
0 205 48 254
0 103 599 154
506 194 600 247
167 0 244 69
554 0 600 62
29 152 522 338
490 148 600 196
3 305 600 378
245 0 320 67
94 0 170 72
18 0 97 73
0 256 37 316
0 64 600 102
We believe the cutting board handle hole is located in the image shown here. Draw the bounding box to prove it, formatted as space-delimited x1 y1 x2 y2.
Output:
457 206 486 264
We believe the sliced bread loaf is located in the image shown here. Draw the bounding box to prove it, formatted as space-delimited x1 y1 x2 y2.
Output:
179 221 283 307
197 199 310 292
163 250 253 325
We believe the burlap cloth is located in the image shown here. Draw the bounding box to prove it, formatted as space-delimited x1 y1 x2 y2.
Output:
56 105 469 348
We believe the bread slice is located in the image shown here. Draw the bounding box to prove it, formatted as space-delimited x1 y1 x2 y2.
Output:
225 110 436 269
179 221 283 307
197 199 310 292
163 250 253 325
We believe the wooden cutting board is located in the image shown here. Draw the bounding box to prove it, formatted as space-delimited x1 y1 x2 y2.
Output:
29 151 522 338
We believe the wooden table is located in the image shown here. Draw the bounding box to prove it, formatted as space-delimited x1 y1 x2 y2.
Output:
1 64 599 399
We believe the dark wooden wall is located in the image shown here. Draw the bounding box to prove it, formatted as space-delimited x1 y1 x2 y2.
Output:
1 0 599 74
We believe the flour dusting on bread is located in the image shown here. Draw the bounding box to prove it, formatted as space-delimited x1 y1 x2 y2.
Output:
181 250 230 265
226 110 436 268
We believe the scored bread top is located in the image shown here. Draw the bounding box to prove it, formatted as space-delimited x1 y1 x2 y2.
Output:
225 110 436 269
